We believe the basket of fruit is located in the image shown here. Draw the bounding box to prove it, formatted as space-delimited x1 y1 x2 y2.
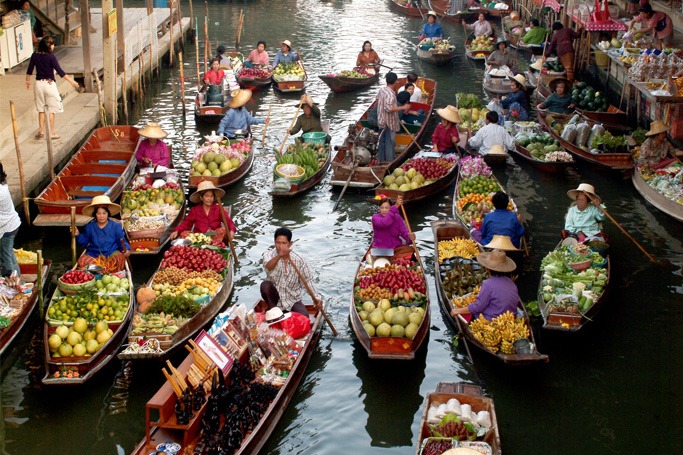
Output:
275 164 306 183
58 270 96 295
302 132 327 145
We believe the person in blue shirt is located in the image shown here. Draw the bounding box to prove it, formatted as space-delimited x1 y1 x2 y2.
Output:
217 89 270 138
472 192 524 248
419 11 444 40
493 74 530 122
273 39 299 67
74 195 130 271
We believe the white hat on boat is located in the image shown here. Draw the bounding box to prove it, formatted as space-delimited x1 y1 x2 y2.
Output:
280 39 293 49
138 122 168 139
476 249 517 273
567 183 600 204
436 105 462 124
190 180 226 203
265 307 291 325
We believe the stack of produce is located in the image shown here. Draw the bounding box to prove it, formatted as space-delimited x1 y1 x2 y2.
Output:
442 259 487 301
550 114 628 153
639 163 683 205
47 319 113 360
468 35 494 52
356 299 426 340
570 82 609 112
13 248 37 264
437 238 480 261
272 62 305 81
190 139 251 178
160 245 229 274
47 286 130 324
239 67 271 79
121 180 184 219
336 69 369 78
515 132 573 162
275 142 328 180
542 60 565 73
422 399 493 450
419 38 453 52
628 51 682 81
470 311 530 354
381 156 457 191
540 245 609 314
456 94 488 132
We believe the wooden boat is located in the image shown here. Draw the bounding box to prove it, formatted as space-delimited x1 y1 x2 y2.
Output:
416 382 502 455
269 146 332 198
535 80 628 126
195 51 244 122
349 247 431 360
41 261 134 385
237 69 272 92
273 61 307 93
632 165 683 222
511 143 574 173
373 153 459 204
330 77 437 189
465 40 493 61
118 251 234 360
0 260 51 359
130 302 323 454
194 95 229 124
388 0 427 17
462 143 509 166
33 126 140 227
482 72 513 96
537 241 611 332
415 44 456 65
187 139 256 190
430 219 548 365
429 0 509 21
538 111 632 170
318 71 381 93
123 176 187 255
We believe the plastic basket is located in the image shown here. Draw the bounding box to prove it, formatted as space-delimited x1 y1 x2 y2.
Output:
275 164 305 183
302 132 327 144
595 50 609 67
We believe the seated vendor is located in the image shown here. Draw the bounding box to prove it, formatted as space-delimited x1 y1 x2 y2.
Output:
493 75 530 121
170 181 236 244
537 78 575 115
636 120 683 168
287 94 330 143
217 89 269 139
203 58 225 86
562 183 605 242
74 196 130 272
487 39 517 70
471 192 524 248
521 19 549 46
372 195 415 251
432 105 461 154
136 122 171 167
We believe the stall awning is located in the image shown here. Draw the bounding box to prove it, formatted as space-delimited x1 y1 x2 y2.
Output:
543 0 562 13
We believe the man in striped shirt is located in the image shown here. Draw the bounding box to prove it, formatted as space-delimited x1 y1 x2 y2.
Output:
261 227 321 317
376 72 410 162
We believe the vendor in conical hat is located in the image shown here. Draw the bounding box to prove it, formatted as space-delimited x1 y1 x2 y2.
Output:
171 180 236 244
537 77 574 114
216 89 270 139
493 73 530 122
419 11 444 41
432 105 461 154
487 38 517 70
471 191 525 249
74 195 130 271
562 183 605 243
137 121 171 168
636 120 683 168
450 249 519 321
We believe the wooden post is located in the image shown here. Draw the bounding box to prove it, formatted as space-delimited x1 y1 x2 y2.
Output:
189 0 194 31
235 9 244 49
102 0 117 125
195 22 201 89
44 107 55 180
93 70 105 126
139 26 145 90
177 0 185 47
70 207 77 265
80 0 93 93
147 0 156 79
116 0 127 122
64 0 70 45
179 51 186 117
9 101 30 225
37 250 44 315
204 1 209 74
169 0 175 67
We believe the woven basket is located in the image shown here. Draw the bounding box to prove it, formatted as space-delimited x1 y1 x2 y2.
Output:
127 227 165 239
275 164 305 183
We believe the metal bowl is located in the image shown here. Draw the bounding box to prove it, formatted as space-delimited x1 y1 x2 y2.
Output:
171 238 192 247
84 265 104 274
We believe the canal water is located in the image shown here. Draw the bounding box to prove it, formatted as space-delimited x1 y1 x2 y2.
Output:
2 1 682 454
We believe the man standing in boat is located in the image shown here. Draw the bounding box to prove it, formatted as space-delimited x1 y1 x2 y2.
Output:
261 227 321 318
376 72 410 162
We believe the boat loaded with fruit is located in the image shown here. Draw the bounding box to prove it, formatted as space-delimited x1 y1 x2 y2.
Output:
318 66 381 93
237 67 272 91
415 381 502 455
42 261 134 384
512 129 575 173
416 38 456 65
188 137 255 190
119 233 234 360
272 61 307 92
270 140 331 197
130 301 323 454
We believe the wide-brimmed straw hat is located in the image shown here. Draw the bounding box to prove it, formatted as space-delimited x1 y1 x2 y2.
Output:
138 122 168 139
645 120 671 136
476 249 517 273
280 39 292 49
496 38 509 47
511 73 527 89
190 180 226 203
228 89 253 108
549 77 573 93
265 307 291 325
436 105 462 124
427 10 438 17
488 144 507 155
529 59 543 71
567 183 601 204
510 11 520 20
484 235 519 251
82 195 121 217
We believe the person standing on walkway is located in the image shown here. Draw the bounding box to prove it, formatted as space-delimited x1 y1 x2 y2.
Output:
25 35 80 140
544 22 581 82
0 163 21 277
376 72 410 162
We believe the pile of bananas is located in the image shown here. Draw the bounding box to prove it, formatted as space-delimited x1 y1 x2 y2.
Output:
451 287 480 308
13 248 38 264
186 233 212 245
438 238 480 261
277 143 328 179
470 311 530 354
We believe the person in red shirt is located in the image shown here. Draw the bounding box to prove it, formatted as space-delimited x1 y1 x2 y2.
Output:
431 105 461 154
171 181 236 244
203 58 225 86
544 22 582 81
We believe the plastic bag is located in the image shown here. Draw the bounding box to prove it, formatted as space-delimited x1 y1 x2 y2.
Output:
575 122 591 147
486 100 505 116
568 114 581 125
588 124 605 149
561 124 577 143
272 178 292 193
278 312 311 339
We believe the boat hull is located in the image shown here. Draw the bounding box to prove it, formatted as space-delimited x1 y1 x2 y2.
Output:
632 166 683 222
188 142 255 190
269 151 331 197
318 73 380 93
511 143 573 173
416 46 456 65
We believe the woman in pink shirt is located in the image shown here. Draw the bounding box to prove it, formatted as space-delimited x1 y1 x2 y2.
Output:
246 41 270 68
628 4 673 49
136 122 171 167
431 105 461 154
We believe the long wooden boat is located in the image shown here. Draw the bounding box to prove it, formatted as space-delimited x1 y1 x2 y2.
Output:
33 126 140 227
130 302 323 454
195 52 243 122
416 44 456 65
269 147 332 198
41 261 134 385
194 97 229 124
511 143 574 173
187 139 256 190
237 69 273 92
431 219 548 365
465 40 493 61
349 247 431 360
632 165 683 222
0 260 51 359
388 0 427 17
538 111 632 170
535 80 628 126
373 153 459 204
330 77 437 189
273 61 307 93
429 0 510 20
416 382 502 455
318 71 381 93
537 241 611 332
118 251 234 360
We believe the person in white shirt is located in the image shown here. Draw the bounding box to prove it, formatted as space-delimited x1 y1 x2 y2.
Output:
0 163 21 277
468 111 515 155
397 72 423 102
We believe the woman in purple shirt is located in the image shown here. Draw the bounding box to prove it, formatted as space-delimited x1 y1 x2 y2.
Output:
25 35 80 140
450 249 519 321
371 195 415 250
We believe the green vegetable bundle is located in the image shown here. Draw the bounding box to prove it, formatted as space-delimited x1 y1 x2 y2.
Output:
455 93 483 109
147 295 201 318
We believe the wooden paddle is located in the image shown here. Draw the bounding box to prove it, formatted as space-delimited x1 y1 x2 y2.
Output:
261 106 272 143
179 51 186 117
279 98 305 154
398 202 422 265
121 238 132 272
9 101 30 225
400 122 422 151
218 202 239 266
333 158 360 211
288 256 338 336
70 207 77 265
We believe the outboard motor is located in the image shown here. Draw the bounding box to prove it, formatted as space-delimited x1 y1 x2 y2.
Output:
347 127 380 165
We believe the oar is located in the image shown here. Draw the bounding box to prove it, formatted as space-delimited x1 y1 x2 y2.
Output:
333 158 359 211
218 202 239 267
121 238 132 272
70 207 77 265
279 98 304 154
261 106 272 143
288 257 338 336
9 101 30 225
400 122 422 151
399 204 422 265
584 193 671 267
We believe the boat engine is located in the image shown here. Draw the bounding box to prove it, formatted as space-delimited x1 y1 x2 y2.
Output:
347 127 379 166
